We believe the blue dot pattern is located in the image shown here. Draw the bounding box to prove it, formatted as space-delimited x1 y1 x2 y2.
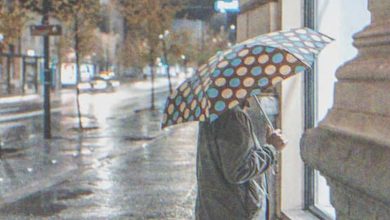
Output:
231 58 242 67
295 66 306 73
272 53 284 64
162 27 332 128
212 69 221 78
187 94 194 103
258 78 269 87
214 101 226 112
251 89 262 96
195 107 201 117
251 67 262 76
207 88 219 98
209 114 219 122
197 91 204 100
223 68 234 77
175 96 182 106
229 78 241 88
226 52 236 60
265 47 276 53
252 46 264 55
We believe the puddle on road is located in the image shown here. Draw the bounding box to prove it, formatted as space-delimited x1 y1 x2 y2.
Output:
0 187 94 217
0 148 26 159
0 193 67 217
123 136 156 141
55 188 94 201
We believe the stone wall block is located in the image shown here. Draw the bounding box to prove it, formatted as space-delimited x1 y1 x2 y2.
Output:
301 0 390 217
348 192 378 220
328 178 390 220
376 204 390 220
301 127 390 205
334 81 390 116
328 180 350 217
336 214 350 220
367 0 390 25
336 57 390 81
321 110 390 148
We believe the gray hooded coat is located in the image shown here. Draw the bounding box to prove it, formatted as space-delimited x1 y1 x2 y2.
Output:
195 106 276 220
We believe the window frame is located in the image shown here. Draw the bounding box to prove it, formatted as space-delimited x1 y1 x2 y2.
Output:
303 1 333 219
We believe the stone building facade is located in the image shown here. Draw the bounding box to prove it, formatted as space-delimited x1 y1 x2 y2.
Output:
237 0 390 219
301 0 390 219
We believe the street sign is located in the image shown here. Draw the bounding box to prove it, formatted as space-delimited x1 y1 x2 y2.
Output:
215 0 240 13
30 25 62 36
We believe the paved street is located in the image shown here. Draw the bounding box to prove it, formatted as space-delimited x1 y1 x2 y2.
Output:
0 78 198 219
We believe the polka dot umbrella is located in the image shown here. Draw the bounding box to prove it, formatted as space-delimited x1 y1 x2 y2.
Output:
162 27 333 128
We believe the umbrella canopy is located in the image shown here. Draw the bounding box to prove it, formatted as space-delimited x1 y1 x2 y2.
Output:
162 28 332 128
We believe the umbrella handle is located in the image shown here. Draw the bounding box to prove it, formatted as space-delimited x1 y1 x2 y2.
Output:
253 95 275 131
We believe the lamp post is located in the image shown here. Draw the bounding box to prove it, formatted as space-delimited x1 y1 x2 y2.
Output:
42 0 51 139
159 30 173 93
229 24 236 44
0 34 3 53
181 54 187 77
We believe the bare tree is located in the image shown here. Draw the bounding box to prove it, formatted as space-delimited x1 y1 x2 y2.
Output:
0 1 31 51
114 0 186 109
117 35 148 79
22 0 101 129
54 0 101 130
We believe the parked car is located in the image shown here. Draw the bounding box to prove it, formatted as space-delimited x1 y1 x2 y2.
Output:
78 76 120 92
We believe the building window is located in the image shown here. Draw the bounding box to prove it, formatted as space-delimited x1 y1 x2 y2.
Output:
314 171 334 218
304 0 370 219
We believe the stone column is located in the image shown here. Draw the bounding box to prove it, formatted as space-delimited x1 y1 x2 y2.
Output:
301 0 390 219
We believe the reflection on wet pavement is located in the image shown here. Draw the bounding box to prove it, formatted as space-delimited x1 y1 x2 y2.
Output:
0 82 197 219
0 125 197 219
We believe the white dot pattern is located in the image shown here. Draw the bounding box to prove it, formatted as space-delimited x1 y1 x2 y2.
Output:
162 27 332 128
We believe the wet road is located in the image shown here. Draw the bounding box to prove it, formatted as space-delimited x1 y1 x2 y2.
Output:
0 79 198 219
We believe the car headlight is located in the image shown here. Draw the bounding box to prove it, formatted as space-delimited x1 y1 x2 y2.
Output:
111 81 120 87
78 83 91 90
93 80 107 89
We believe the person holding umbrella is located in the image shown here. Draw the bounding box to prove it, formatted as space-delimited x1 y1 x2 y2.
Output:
161 28 332 219
195 97 287 219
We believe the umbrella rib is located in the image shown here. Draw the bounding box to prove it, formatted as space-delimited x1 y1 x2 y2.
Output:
253 95 275 130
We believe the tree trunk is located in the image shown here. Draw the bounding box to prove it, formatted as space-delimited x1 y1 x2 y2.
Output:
74 17 83 129
7 44 14 94
149 48 155 110
56 42 62 90
162 40 172 93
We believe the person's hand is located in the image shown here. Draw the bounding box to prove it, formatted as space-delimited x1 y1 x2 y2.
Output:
266 126 288 151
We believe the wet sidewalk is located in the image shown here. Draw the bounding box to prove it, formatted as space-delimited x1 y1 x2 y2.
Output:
0 77 198 219
0 120 198 219
0 138 78 207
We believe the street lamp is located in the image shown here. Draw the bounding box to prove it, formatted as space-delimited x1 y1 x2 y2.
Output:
0 33 4 54
229 23 237 44
27 49 36 56
181 54 187 77
159 30 173 93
